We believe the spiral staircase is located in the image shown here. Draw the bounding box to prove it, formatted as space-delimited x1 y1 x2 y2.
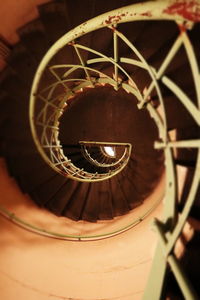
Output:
0 0 166 222
0 0 200 299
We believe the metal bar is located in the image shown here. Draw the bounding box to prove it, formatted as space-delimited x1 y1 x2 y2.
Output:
37 122 59 130
155 140 200 149
87 57 111 64
39 78 85 96
37 94 63 110
81 144 129 168
113 25 119 90
120 57 146 69
121 82 143 101
139 34 183 106
0 197 158 240
72 42 94 85
115 29 168 141
70 43 139 94
55 63 116 85
168 255 198 300
54 160 71 166
29 0 198 179
146 103 166 141
147 219 198 299
72 80 95 92
182 30 200 108
167 151 200 253
142 243 167 300
49 68 70 90
36 97 63 125
40 110 60 144
42 145 62 149
163 147 177 228
61 65 80 79
71 168 84 176
162 75 200 126
79 141 131 146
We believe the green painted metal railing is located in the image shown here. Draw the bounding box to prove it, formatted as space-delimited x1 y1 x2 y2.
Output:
30 0 196 182
0 0 199 297
28 0 200 296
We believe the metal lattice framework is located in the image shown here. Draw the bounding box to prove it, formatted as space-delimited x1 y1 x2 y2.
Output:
79 141 132 168
27 0 200 297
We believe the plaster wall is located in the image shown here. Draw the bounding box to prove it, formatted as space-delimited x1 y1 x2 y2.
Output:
0 158 164 300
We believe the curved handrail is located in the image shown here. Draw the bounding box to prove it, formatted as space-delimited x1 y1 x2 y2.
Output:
29 0 195 182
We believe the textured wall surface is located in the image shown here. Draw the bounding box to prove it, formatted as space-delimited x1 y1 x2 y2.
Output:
0 158 165 300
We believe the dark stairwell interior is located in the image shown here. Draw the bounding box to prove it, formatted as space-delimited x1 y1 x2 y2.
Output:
0 1 200 299
0 0 167 222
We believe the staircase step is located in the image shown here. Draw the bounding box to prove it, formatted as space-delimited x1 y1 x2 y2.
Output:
6 42 38 85
98 180 113 220
64 0 95 29
126 158 162 199
18 162 57 193
118 171 143 209
38 0 69 45
5 151 55 189
46 178 79 215
81 182 101 222
17 18 49 61
109 176 130 216
130 155 164 183
5 150 41 173
38 0 78 68
0 66 30 101
30 173 68 206
63 181 90 220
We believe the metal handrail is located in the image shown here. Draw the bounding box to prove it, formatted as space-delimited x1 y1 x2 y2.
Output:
27 1 200 297
79 141 131 168
30 0 192 182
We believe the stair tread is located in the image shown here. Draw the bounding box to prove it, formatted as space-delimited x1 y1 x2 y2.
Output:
97 180 113 220
81 182 102 222
38 0 69 45
46 178 79 216
18 163 57 193
109 176 130 216
30 173 68 206
118 171 144 209
17 18 49 61
63 182 90 220
6 150 53 177
0 66 30 98
7 42 37 84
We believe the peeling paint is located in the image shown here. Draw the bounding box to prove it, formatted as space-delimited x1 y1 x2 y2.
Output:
140 11 152 17
163 0 200 22
104 13 126 25
178 23 187 32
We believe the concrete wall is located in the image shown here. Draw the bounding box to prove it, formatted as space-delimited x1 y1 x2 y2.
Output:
0 158 165 300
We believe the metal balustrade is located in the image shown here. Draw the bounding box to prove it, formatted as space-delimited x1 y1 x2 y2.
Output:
79 141 132 169
28 0 200 297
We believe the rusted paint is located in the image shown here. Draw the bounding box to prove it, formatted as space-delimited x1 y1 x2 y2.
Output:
68 41 75 46
140 11 152 17
178 23 187 32
104 13 126 25
163 0 200 22
104 10 153 24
